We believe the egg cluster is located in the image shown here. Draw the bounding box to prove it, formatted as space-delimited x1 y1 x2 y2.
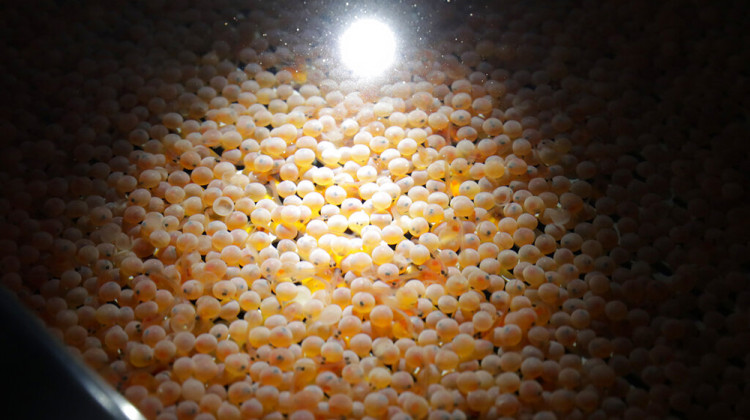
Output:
1 0 749 419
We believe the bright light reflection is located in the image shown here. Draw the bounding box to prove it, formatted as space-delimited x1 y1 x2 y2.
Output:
340 19 397 78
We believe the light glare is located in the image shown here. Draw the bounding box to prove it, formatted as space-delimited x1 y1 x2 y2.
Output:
340 19 396 78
